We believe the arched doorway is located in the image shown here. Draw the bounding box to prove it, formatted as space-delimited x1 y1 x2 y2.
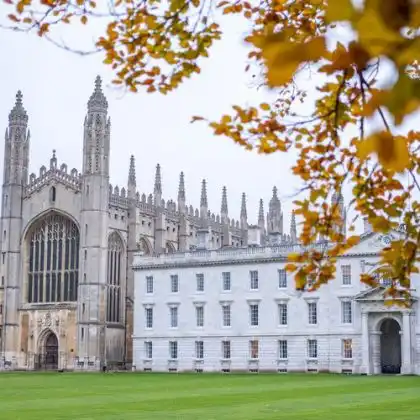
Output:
380 318 401 374
43 331 59 370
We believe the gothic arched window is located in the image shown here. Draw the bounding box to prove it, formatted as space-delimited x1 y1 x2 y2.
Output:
107 232 123 323
27 213 79 303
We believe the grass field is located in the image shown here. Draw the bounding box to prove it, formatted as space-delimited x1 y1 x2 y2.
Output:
0 372 419 420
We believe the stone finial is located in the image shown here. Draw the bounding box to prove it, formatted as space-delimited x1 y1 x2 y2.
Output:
200 179 208 208
50 149 57 169
154 163 162 194
87 75 108 112
9 90 28 125
128 155 136 186
178 172 185 201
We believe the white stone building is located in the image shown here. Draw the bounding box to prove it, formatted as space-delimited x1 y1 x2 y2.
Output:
132 228 420 375
0 77 295 370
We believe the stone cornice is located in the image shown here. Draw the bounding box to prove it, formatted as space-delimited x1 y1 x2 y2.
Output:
133 251 381 271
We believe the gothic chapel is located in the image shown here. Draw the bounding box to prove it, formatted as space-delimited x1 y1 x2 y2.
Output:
0 77 299 370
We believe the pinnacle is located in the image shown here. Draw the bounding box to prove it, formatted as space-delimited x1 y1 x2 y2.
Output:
128 155 136 185
221 186 228 215
88 75 108 112
200 179 208 207
154 163 162 194
9 90 28 124
95 75 102 92
16 90 23 106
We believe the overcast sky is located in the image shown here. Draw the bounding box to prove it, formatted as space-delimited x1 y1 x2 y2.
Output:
0 7 417 233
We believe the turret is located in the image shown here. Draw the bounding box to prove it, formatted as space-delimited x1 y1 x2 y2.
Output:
240 192 248 246
79 76 123 368
127 154 136 199
154 164 162 207
221 186 228 224
177 172 186 214
3 91 30 186
126 154 137 363
267 186 283 245
200 179 208 219
220 186 230 247
0 91 30 361
290 210 297 243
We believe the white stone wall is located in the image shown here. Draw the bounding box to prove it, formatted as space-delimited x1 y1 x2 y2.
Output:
132 238 420 374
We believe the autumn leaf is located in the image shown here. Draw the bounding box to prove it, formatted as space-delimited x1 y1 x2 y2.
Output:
248 34 327 87
325 0 355 23
356 4 403 57
357 131 410 173
385 72 420 125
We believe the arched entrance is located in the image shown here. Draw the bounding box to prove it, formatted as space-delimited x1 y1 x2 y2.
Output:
38 331 59 370
380 318 401 374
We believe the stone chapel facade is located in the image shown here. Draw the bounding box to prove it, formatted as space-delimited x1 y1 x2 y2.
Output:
0 76 306 370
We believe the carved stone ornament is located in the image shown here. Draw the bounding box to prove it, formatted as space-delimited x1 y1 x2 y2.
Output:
44 312 52 327
369 233 395 248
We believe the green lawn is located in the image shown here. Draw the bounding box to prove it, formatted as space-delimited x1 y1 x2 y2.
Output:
0 372 419 420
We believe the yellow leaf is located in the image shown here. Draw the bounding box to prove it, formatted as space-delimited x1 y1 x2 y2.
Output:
377 0 413 32
385 73 420 125
260 103 270 111
255 35 327 87
287 253 301 262
346 235 360 247
81 15 88 25
357 131 410 173
356 7 402 57
284 263 298 272
325 0 355 23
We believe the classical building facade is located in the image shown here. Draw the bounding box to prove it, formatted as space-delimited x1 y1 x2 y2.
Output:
0 77 297 370
132 228 420 375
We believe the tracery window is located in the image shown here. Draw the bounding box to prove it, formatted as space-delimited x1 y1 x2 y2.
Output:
27 213 79 303
107 232 123 323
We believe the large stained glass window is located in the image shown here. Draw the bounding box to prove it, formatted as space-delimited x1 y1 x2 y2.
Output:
107 232 123 323
27 213 79 303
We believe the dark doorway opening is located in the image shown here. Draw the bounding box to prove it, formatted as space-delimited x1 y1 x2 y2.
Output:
380 318 401 374
37 331 59 370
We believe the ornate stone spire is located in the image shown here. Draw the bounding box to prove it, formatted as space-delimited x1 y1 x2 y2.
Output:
221 186 228 219
240 192 247 231
268 185 283 234
9 90 28 126
200 179 208 219
87 76 108 113
128 155 136 186
240 192 247 219
270 186 280 208
154 163 162 194
178 172 185 201
4 91 30 185
154 163 162 206
200 179 208 207
258 199 264 225
178 172 186 213
290 210 297 242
